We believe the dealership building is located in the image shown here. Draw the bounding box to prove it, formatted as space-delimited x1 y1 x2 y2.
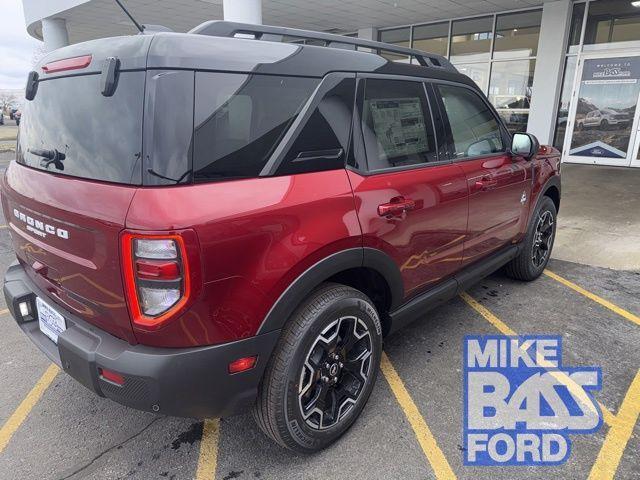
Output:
20 0 640 168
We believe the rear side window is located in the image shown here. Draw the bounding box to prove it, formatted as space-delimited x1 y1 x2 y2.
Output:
276 77 355 176
193 73 319 182
436 84 505 159
361 79 438 171
17 72 144 184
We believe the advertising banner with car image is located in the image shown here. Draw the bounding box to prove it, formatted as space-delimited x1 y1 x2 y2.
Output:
570 57 640 159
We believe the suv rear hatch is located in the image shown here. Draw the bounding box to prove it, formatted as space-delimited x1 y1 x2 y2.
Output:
0 36 152 343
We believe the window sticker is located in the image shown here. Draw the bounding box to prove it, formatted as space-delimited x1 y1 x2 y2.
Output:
367 98 429 159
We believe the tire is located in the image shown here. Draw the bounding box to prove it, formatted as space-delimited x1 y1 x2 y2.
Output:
253 283 382 453
601 119 609 130
504 196 557 281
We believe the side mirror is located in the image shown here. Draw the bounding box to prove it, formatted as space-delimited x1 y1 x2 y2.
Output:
511 132 539 160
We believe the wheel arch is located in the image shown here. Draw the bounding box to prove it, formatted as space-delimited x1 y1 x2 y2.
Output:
256 248 403 336
543 181 561 214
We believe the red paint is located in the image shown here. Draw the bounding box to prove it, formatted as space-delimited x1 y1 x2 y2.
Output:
1 145 559 348
1 163 137 343
42 55 92 74
348 164 468 297
125 169 361 347
457 153 531 265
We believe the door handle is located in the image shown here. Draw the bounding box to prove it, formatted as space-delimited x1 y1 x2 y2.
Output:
378 197 416 217
474 177 498 191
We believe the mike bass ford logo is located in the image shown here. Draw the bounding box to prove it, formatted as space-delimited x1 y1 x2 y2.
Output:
13 209 69 240
463 335 602 466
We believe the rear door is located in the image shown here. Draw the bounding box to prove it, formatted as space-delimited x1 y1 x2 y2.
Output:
0 39 151 342
434 83 530 265
348 76 468 299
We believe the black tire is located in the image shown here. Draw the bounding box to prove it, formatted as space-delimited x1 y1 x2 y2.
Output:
600 119 609 130
253 283 382 453
504 196 557 281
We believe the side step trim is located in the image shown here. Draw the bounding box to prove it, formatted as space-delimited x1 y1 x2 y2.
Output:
388 244 520 334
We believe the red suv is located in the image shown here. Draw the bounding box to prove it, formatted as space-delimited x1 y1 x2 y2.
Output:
2 22 560 452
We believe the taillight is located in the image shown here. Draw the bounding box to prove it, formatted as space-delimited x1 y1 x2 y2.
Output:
121 233 191 329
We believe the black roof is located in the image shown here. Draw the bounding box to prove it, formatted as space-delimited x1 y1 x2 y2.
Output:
35 23 476 90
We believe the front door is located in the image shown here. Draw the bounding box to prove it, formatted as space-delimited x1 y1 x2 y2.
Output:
564 54 640 167
434 83 530 265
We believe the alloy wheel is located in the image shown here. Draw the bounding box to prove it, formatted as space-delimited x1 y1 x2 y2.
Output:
532 210 554 268
298 315 373 430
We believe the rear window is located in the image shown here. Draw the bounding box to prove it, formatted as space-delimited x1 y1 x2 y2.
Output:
193 73 319 182
17 72 144 185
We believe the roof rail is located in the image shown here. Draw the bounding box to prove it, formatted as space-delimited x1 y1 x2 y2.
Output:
189 21 457 72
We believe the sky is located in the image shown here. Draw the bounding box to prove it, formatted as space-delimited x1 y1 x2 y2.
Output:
0 0 43 90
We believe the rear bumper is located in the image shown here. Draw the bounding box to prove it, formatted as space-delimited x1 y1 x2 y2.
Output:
3 261 280 418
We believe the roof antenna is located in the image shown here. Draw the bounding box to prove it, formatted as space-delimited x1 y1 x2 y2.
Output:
114 0 145 33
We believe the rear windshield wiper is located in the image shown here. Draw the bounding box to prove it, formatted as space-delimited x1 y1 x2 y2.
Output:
29 148 66 171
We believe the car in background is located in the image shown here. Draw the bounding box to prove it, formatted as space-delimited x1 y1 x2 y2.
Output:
0 112 3 125
13 110 21 126
10 108 18 120
492 94 530 133
577 108 630 130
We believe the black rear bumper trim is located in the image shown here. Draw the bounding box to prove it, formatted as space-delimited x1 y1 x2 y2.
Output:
3 261 279 418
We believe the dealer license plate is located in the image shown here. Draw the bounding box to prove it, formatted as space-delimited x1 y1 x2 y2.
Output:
36 297 66 344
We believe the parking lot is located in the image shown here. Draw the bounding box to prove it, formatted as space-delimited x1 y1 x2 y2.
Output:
0 151 638 479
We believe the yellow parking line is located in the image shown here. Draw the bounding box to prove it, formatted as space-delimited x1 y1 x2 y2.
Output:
195 419 220 480
459 292 615 426
0 364 59 453
381 352 457 480
588 370 640 480
461 292 640 479
544 270 640 327
0 308 8 316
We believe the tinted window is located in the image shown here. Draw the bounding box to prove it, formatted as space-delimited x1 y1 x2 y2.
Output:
378 28 411 63
17 72 144 184
584 0 640 46
361 79 437 170
450 17 494 63
193 73 318 182
494 10 542 60
437 84 504 159
413 22 449 57
568 2 586 53
143 70 194 185
277 77 355 176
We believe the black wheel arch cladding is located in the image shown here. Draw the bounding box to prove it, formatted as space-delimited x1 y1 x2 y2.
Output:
257 247 403 335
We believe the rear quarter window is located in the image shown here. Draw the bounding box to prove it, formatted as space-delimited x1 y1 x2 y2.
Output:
193 73 319 182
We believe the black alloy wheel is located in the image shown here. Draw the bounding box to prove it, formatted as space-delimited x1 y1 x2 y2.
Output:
298 315 373 430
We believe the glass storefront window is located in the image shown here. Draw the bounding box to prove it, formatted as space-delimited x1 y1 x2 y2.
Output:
450 17 494 63
455 63 490 93
494 10 542 60
568 3 586 53
412 22 449 57
569 57 640 159
488 60 536 134
584 0 640 46
378 27 411 62
553 56 578 150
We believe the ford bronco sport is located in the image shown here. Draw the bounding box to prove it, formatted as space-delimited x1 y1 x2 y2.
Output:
2 21 560 453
